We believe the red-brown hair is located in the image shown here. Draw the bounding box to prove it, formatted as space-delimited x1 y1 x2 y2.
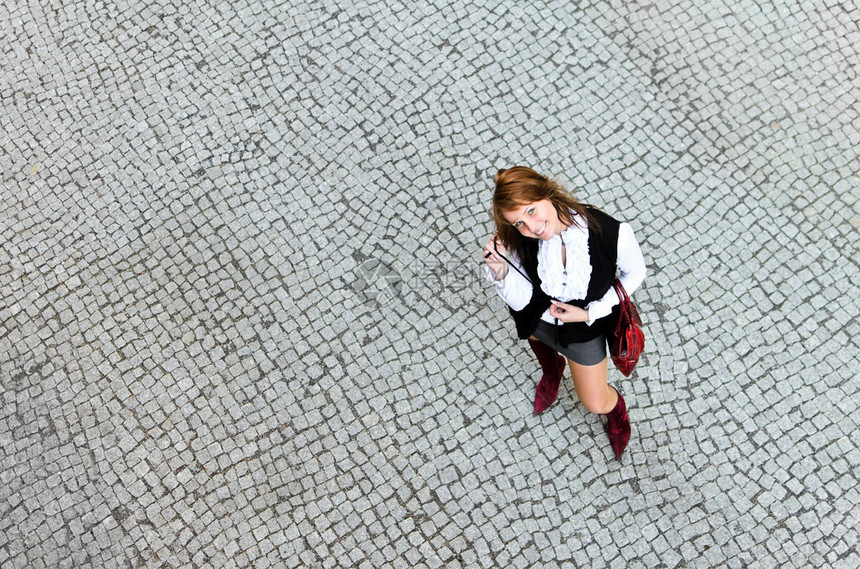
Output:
492 166 598 262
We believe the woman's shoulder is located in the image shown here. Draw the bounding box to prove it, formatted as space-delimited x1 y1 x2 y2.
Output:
581 206 622 230
584 205 615 220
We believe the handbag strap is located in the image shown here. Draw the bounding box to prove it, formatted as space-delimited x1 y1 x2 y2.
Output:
612 279 629 303
492 240 535 285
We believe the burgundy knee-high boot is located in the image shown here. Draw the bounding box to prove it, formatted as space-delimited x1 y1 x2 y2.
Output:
605 388 631 459
527 339 566 415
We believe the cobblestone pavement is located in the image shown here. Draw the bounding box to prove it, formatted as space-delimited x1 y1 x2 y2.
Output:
1 0 858 567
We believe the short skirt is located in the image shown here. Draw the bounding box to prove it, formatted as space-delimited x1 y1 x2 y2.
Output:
531 320 607 366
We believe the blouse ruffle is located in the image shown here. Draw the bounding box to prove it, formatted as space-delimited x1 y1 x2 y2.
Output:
537 214 591 301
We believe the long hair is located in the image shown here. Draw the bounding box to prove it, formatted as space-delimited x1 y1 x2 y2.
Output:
492 166 598 263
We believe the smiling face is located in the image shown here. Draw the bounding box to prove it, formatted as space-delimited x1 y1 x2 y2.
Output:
502 199 563 240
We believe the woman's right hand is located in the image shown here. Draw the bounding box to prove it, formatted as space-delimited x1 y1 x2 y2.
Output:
482 235 509 281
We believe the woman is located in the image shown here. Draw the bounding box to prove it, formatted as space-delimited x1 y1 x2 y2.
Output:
483 166 646 459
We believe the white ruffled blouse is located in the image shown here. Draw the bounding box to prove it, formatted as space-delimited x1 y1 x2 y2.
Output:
537 218 591 301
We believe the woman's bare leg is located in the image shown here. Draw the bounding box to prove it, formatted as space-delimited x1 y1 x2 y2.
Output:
568 356 630 458
567 357 616 414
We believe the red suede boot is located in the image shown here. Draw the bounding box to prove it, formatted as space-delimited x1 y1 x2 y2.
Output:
527 339 566 414
605 388 631 459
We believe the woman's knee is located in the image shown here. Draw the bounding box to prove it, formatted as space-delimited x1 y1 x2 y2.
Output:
569 358 612 413
574 382 615 414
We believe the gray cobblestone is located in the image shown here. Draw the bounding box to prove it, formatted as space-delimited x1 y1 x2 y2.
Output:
1 0 858 567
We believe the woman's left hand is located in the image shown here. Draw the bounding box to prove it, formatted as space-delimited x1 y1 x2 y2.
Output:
549 300 589 323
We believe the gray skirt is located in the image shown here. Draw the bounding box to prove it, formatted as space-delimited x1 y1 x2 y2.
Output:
531 320 607 366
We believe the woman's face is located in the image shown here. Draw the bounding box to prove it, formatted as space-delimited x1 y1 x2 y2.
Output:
502 199 561 240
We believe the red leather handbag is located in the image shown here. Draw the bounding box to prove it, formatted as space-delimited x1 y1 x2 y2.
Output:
608 280 644 377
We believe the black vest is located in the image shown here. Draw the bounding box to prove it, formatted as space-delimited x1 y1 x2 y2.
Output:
509 208 620 345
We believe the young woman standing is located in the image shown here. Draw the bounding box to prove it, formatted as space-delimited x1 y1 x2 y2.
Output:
483 166 646 459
